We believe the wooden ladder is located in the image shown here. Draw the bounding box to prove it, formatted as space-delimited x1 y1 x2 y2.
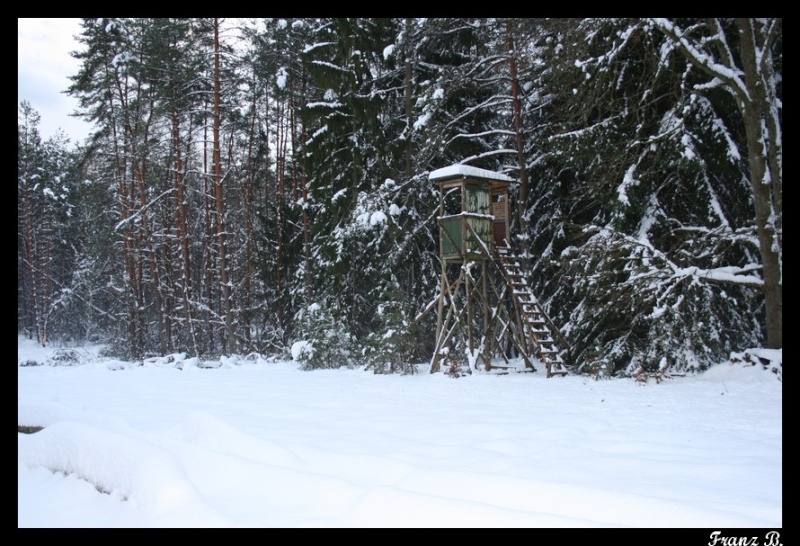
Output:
496 246 568 377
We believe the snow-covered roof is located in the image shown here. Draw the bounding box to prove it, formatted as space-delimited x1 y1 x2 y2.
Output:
429 164 514 183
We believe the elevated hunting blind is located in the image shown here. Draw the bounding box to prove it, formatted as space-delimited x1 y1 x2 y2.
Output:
423 164 570 377
437 168 511 261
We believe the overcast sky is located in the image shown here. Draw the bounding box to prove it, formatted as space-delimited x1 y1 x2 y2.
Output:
18 18 94 144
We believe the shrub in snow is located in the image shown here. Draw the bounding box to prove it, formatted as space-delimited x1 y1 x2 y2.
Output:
363 295 418 375
50 349 82 366
292 302 353 370
291 340 314 362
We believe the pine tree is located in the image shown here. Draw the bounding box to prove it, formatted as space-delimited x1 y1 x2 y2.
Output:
648 18 781 350
529 18 770 372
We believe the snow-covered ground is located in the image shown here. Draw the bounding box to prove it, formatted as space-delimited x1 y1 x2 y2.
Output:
18 336 781 528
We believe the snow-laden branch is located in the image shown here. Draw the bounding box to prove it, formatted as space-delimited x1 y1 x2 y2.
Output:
706 19 737 71
548 115 620 142
575 20 641 72
671 264 762 287
302 41 336 54
446 129 515 146
310 60 350 74
114 187 175 232
443 97 513 131
639 237 764 288
584 223 764 290
457 149 518 165
648 18 750 104
759 19 781 73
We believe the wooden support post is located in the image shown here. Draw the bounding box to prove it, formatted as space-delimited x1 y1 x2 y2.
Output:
466 264 473 360
482 262 490 370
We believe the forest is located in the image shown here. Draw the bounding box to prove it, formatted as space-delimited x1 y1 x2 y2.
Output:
17 18 782 376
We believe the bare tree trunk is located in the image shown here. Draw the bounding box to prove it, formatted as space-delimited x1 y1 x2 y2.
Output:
201 92 215 355
404 17 414 178
172 105 200 357
23 183 40 343
117 104 145 356
300 67 313 301
276 94 289 328
735 18 782 349
213 18 237 354
37 196 52 347
133 104 168 355
242 85 259 353
506 20 530 252
290 94 300 204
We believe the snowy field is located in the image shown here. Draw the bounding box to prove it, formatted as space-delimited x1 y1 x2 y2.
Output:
18 336 781 528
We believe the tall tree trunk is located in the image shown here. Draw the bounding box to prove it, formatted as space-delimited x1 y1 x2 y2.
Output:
300 68 313 301
171 105 200 356
201 92 215 355
403 17 414 178
133 106 168 356
117 104 144 356
276 94 289 329
23 183 39 343
37 200 52 348
213 18 237 354
243 87 259 353
735 18 782 348
506 20 530 252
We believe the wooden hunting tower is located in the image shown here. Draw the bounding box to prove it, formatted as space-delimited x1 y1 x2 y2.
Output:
426 164 569 377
